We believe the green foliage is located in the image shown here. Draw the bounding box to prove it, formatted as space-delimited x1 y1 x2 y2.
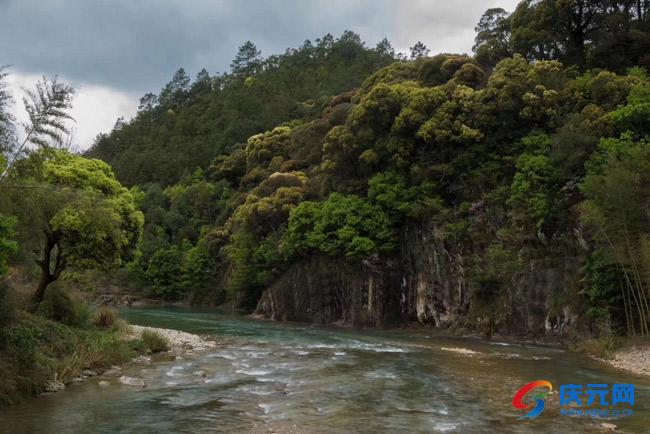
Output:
0 214 16 275
35 288 90 328
87 31 395 187
609 84 650 138
509 152 558 230
507 0 650 71
473 7 512 66
0 282 15 329
0 310 140 407
367 172 441 220
145 243 188 300
3 150 144 271
282 193 394 259
581 133 650 335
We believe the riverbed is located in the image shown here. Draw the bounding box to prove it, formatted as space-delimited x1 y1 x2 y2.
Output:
1 307 648 433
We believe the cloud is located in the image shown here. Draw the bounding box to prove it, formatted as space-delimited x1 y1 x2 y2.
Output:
392 0 521 54
6 70 138 151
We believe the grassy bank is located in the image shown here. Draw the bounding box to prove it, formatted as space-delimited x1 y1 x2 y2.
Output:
0 283 158 408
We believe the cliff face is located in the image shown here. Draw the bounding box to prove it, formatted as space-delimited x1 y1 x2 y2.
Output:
256 222 587 337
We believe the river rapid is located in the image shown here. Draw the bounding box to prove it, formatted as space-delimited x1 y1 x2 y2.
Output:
1 307 648 433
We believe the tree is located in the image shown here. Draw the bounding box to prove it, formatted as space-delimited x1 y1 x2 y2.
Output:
0 76 75 182
0 155 16 276
281 193 395 259
409 41 430 60
230 41 262 76
473 8 512 65
0 66 16 155
0 149 143 306
0 214 16 277
375 38 395 59
191 68 212 96
582 139 650 335
159 68 191 109
138 92 158 113
507 0 650 69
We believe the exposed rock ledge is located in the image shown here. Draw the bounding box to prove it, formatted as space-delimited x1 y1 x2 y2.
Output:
128 325 217 355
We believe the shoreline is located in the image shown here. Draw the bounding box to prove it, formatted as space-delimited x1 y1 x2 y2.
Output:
597 345 650 377
54 325 217 392
127 324 217 355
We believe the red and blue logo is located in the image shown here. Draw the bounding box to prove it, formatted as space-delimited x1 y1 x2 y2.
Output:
512 380 553 419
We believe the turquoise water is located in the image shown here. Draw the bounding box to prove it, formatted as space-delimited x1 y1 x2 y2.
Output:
1 307 648 433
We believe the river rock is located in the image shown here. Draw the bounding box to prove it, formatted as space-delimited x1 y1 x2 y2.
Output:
119 375 146 387
103 366 122 377
82 369 98 377
45 379 65 393
132 355 152 364
98 380 110 387
439 347 480 356
193 370 206 377
600 422 617 431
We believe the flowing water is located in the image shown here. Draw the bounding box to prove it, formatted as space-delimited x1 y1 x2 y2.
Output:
1 307 649 433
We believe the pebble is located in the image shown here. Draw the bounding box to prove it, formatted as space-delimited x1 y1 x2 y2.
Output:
103 366 122 377
44 380 65 393
606 347 650 376
439 347 480 355
119 376 146 387
132 355 152 364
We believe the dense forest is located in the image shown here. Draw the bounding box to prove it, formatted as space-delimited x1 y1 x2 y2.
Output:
3 0 650 348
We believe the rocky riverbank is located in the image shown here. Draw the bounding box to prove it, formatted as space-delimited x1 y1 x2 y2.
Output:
601 345 650 377
128 325 217 355
46 325 217 393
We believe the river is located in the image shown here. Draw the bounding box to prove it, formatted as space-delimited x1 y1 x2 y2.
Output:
1 307 648 433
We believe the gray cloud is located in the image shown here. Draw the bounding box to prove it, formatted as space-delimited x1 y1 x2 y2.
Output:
1 0 519 95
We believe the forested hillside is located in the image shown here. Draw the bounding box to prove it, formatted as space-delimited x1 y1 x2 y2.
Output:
87 32 396 186
4 1 650 340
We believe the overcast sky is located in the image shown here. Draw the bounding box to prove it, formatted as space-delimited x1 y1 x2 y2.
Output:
0 0 519 150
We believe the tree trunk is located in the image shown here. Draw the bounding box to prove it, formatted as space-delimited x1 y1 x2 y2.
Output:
30 232 65 310
32 268 52 307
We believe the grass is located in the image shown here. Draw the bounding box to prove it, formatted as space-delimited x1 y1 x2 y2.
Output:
0 300 145 408
92 307 117 329
140 329 170 353
571 337 624 359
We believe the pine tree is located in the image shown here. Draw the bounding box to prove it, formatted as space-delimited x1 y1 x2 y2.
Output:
409 41 430 60
230 41 262 76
